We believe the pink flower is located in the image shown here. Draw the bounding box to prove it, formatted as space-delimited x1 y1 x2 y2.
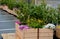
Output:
19 25 29 30
15 21 21 24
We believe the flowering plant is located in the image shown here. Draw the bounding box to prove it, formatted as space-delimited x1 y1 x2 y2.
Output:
43 23 55 29
16 0 58 29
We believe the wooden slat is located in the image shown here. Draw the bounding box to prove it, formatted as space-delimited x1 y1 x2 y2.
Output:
16 23 53 39
1 33 16 39
0 5 18 16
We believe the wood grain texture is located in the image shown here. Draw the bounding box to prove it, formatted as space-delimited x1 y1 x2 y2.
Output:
16 23 53 39
1 33 16 39
56 26 60 38
0 5 18 16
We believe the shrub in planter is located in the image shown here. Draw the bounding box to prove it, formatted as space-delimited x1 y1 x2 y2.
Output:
15 0 55 39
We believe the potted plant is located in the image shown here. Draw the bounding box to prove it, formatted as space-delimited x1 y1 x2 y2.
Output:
15 0 56 39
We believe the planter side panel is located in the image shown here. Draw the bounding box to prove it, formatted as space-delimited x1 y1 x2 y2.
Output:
39 29 53 39
16 23 53 39
23 29 37 39
56 26 60 38
16 23 37 39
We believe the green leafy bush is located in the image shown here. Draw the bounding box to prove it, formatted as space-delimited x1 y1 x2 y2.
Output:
0 0 59 28
16 0 59 28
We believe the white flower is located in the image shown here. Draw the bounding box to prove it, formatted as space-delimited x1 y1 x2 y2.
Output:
43 23 55 29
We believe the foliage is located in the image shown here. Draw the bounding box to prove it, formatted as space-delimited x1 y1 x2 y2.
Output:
15 3 45 28
27 18 44 28
43 7 58 24
0 0 17 9
0 0 59 28
0 0 32 9
57 5 60 24
0 0 8 5
16 0 59 28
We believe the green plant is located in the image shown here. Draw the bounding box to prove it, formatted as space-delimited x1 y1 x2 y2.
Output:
57 5 60 24
16 0 58 28
0 0 8 5
27 18 44 28
7 0 18 9
15 1 45 28
43 7 58 24
0 0 19 9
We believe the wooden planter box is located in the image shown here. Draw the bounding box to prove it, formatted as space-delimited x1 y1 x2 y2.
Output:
56 26 60 38
15 23 53 39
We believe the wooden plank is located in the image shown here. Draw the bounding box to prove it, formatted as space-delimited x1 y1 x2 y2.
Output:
1 33 16 39
0 5 18 16
16 23 53 39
